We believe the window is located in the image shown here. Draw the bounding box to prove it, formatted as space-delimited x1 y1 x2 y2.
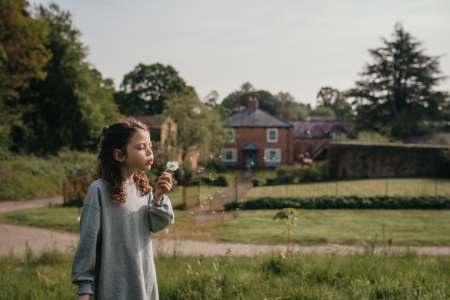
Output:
221 148 237 162
264 148 281 162
267 128 278 143
224 128 235 144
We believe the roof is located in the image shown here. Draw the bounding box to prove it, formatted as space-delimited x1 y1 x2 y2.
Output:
290 116 354 138
226 108 292 128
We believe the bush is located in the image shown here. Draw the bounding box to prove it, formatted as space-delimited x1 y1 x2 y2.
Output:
224 195 450 210
252 177 266 187
200 173 228 186
63 193 84 207
262 162 331 186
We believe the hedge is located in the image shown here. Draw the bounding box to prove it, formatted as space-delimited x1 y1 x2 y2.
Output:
224 196 450 210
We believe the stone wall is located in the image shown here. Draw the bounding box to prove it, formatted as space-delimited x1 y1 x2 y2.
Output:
328 142 449 179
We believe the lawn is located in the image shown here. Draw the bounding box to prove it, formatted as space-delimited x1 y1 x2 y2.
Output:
3 206 450 246
217 209 450 246
244 178 450 200
168 184 227 208
0 249 449 300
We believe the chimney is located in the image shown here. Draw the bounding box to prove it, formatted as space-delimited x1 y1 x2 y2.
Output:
247 95 259 110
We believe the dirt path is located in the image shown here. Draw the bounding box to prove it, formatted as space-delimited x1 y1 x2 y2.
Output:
1 191 450 257
0 196 63 214
195 171 253 212
2 223 450 257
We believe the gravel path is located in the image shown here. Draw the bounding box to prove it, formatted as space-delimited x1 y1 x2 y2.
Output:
2 191 450 257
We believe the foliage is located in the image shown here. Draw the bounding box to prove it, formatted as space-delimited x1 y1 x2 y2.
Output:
225 195 450 210
9 3 120 155
1 250 450 299
349 23 450 138
164 92 225 164
115 62 195 115
256 162 330 186
0 0 51 151
316 86 354 119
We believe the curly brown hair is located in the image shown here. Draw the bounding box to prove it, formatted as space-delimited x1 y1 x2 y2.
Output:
95 117 152 204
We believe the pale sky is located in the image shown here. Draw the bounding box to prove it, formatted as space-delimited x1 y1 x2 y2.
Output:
30 0 450 106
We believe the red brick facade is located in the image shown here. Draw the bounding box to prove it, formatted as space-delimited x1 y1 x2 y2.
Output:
222 127 294 168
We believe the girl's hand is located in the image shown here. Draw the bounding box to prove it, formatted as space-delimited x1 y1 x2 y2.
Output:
77 294 91 300
154 171 173 202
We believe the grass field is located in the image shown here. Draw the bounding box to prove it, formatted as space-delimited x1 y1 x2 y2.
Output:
3 206 450 246
244 178 450 200
0 249 449 300
0 150 97 201
217 209 450 246
167 184 226 208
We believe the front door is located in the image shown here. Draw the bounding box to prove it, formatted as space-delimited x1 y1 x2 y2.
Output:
244 150 257 169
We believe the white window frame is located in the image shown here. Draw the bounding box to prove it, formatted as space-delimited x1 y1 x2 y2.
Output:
264 148 281 163
221 148 237 162
224 128 236 144
267 128 278 143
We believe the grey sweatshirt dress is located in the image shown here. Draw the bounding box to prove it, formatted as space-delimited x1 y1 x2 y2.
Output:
71 178 175 300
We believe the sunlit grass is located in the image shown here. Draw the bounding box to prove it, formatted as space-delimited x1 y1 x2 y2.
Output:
245 178 450 200
217 209 450 246
1 249 449 299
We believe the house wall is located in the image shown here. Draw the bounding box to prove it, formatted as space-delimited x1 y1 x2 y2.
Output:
222 127 293 168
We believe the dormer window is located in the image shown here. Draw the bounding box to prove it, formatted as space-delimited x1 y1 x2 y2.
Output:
267 128 278 143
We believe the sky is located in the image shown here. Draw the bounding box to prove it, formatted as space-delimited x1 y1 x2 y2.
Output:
29 0 450 106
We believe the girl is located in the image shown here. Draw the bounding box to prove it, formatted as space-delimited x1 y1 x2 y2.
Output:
71 117 175 300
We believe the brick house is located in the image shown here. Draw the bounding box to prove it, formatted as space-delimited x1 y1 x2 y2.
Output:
290 116 355 160
220 95 294 169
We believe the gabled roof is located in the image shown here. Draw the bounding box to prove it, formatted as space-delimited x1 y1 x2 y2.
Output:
226 108 292 128
289 116 354 138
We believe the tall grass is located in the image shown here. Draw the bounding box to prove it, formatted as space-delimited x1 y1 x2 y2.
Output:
0 150 97 201
0 249 449 299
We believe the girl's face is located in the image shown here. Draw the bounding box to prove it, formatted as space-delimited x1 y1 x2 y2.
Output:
117 129 154 171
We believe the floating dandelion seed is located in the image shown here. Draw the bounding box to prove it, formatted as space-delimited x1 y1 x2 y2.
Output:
164 160 179 173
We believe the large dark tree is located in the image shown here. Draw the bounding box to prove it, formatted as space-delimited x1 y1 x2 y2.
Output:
11 4 120 154
0 0 50 152
349 23 449 138
115 63 195 115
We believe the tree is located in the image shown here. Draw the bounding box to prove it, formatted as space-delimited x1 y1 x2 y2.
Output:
309 106 335 117
11 3 120 154
275 91 311 120
0 0 51 151
316 86 353 119
349 23 450 138
115 63 195 115
163 92 224 164
221 83 281 116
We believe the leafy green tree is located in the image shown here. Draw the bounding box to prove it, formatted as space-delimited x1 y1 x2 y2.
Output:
310 106 335 117
316 86 353 119
276 91 311 120
164 92 224 164
10 4 120 154
221 83 281 116
349 23 450 138
0 0 51 151
115 63 195 115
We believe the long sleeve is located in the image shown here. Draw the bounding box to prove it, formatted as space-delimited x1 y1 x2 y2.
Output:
148 191 175 233
71 183 102 295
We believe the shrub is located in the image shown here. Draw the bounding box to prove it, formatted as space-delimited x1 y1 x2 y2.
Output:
224 195 450 210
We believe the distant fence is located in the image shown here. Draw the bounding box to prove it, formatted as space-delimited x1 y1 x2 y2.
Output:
246 178 450 200
63 175 91 206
